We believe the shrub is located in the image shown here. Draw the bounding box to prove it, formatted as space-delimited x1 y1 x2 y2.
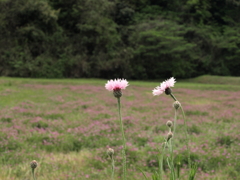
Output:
31 121 49 129
188 124 201 134
216 135 234 147
0 117 12 123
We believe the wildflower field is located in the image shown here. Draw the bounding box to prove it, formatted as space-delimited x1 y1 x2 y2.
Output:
0 76 239 180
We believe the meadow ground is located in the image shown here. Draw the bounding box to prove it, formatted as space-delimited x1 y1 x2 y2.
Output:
0 75 239 180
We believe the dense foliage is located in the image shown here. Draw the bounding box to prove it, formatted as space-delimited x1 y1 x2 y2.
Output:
0 0 240 79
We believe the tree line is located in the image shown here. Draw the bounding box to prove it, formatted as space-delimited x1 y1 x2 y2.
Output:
0 0 240 79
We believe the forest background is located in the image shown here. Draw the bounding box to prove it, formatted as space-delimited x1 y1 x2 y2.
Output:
0 0 240 79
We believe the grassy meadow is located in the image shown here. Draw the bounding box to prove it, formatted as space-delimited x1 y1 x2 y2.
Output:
0 76 239 180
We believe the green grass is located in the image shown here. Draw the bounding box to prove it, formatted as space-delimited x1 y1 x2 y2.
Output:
184 75 240 85
0 75 239 180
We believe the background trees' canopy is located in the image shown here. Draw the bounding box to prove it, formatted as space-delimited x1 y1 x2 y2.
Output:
0 0 240 79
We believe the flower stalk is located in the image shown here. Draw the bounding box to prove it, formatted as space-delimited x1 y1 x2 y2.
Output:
180 105 191 175
117 97 127 180
32 168 36 180
107 148 115 180
158 142 167 180
30 160 37 180
105 79 129 180
152 77 195 180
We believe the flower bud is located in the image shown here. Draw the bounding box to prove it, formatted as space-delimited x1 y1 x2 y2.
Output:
166 120 173 128
167 132 173 142
173 101 181 110
165 87 172 95
113 90 122 98
107 148 114 159
30 160 38 169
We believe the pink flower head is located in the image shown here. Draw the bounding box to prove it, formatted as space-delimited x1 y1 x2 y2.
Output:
152 77 176 96
105 79 129 91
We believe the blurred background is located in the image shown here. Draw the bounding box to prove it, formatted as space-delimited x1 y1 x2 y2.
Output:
0 0 240 79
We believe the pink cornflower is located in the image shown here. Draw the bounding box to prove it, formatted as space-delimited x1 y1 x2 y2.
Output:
105 78 129 98
105 79 129 91
152 77 176 96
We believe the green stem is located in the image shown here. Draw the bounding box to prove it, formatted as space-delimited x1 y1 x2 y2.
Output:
180 106 191 176
170 94 178 180
170 93 177 101
169 108 178 180
117 97 127 180
32 168 36 180
173 109 177 135
159 142 167 180
170 93 191 179
169 139 175 180
111 158 115 180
